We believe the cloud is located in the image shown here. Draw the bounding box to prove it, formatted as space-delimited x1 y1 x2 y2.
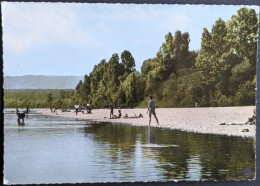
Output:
2 2 97 51
2 3 193 53
111 4 192 31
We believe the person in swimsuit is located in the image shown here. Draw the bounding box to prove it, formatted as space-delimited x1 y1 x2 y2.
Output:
112 110 122 119
146 96 159 126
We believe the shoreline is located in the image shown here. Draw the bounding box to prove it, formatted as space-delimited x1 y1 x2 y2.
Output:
39 106 256 138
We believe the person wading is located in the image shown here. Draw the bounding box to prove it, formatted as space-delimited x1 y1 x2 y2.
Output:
146 96 159 126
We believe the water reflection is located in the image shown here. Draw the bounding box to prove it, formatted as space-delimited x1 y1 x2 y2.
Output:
4 113 255 184
84 123 255 181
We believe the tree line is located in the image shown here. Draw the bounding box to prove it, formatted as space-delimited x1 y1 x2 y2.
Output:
4 89 74 109
4 8 258 109
74 8 258 108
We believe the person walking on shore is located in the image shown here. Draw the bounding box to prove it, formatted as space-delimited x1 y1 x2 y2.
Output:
74 104 80 115
146 96 159 126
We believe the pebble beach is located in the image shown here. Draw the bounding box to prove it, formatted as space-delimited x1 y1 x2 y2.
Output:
39 106 256 138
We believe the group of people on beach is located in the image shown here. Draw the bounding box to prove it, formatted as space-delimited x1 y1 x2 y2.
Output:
49 95 161 125
61 96 160 125
109 96 159 125
74 103 92 115
109 109 144 119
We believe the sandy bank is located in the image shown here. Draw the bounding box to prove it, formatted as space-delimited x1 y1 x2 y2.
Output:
40 106 256 138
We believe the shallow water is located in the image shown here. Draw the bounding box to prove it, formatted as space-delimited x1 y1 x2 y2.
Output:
4 111 255 184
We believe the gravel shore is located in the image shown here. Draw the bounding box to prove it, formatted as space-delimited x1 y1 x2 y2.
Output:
40 106 256 138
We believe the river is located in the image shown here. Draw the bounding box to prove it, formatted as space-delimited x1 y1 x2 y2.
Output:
3 111 255 184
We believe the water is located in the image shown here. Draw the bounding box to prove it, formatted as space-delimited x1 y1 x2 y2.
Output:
4 111 255 184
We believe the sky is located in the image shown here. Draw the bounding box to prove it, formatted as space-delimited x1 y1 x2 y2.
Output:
2 2 259 76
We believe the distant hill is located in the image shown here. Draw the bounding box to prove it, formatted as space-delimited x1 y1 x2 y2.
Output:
4 75 83 89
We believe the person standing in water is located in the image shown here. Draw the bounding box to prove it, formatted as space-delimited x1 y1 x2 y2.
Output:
146 96 159 126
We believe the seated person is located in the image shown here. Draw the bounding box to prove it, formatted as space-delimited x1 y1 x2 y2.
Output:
246 108 256 124
124 113 144 119
62 108 68 112
112 110 122 119
86 104 92 113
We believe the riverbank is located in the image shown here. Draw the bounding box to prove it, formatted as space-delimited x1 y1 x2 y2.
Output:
39 106 256 138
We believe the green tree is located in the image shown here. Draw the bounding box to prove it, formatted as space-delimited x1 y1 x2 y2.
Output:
195 18 230 105
90 59 107 105
121 72 145 107
47 93 53 109
121 50 136 73
102 53 125 103
227 8 258 66
141 58 159 80
172 31 191 73
227 8 258 103
24 98 31 109
75 80 82 92
79 75 91 103
196 19 228 88
52 98 63 109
